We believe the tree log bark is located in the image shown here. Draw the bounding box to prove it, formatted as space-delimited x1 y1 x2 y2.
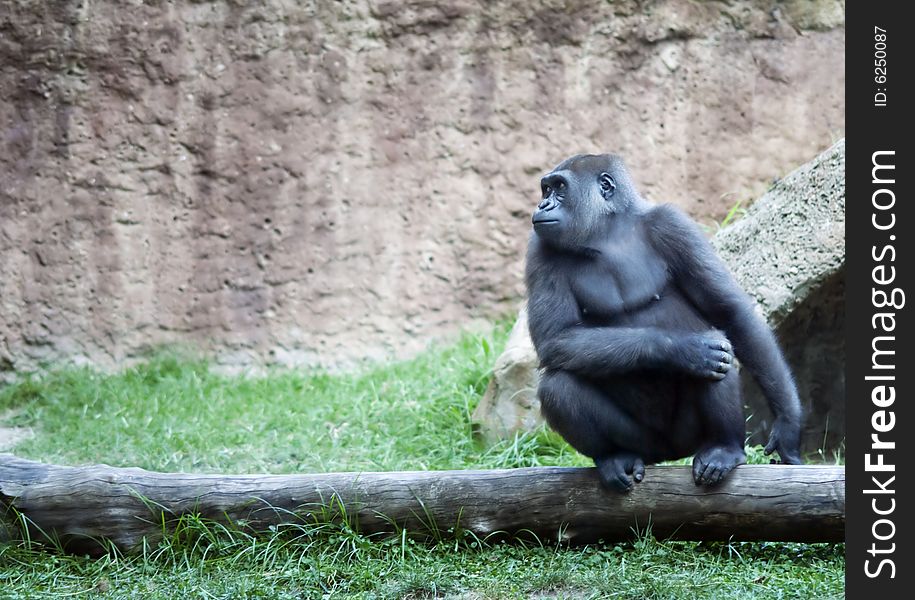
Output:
0 454 844 554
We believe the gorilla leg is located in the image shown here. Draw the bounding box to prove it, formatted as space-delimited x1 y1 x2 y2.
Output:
538 369 671 492
689 370 746 485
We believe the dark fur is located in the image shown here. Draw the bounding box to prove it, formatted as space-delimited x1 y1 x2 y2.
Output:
526 154 803 491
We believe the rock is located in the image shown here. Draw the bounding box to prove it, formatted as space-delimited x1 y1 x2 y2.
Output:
472 307 540 444
473 140 846 453
711 139 846 327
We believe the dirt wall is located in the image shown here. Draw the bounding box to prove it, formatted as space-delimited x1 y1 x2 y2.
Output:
0 0 845 372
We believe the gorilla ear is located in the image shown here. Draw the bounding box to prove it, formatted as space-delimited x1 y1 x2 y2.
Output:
598 173 616 198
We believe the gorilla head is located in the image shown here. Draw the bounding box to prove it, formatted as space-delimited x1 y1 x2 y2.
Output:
532 154 642 250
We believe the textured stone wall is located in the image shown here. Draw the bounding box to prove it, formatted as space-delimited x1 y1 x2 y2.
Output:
0 0 845 372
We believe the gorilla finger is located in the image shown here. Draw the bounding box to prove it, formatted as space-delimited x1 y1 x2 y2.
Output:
781 453 803 465
693 459 709 484
718 351 733 364
703 337 723 351
764 439 776 455
615 474 634 492
707 370 726 380
707 337 731 352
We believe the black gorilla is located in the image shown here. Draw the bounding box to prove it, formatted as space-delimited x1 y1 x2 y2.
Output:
525 154 803 492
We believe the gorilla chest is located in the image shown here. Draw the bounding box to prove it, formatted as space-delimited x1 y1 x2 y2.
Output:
570 249 669 321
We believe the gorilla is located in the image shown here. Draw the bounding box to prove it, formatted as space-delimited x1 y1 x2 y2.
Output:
525 154 803 492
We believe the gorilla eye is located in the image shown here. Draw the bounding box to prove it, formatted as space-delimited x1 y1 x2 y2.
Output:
598 173 616 196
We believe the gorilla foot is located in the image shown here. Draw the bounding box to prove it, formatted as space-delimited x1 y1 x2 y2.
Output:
692 446 746 486
596 453 645 493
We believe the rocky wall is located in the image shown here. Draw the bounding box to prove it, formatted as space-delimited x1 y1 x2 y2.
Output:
0 0 845 372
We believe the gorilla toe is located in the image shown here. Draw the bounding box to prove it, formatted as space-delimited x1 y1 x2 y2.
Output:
692 446 745 486
596 454 645 493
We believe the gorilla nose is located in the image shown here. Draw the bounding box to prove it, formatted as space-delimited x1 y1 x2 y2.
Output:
538 199 552 210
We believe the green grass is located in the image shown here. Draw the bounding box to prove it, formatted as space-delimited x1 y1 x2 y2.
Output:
0 326 844 599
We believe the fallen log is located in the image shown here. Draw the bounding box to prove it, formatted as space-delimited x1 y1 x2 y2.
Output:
0 454 844 554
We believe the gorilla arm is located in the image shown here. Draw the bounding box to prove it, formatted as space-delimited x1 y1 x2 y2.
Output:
525 237 734 380
648 205 804 464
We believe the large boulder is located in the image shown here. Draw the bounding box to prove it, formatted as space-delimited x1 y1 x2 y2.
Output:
471 306 540 442
473 139 846 452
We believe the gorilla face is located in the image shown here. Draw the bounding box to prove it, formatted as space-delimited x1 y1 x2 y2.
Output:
531 154 627 250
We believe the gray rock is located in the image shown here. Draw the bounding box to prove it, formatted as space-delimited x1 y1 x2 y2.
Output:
472 307 540 444
473 139 846 453
711 139 846 327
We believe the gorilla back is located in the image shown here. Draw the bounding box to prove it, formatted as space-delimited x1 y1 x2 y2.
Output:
525 154 803 492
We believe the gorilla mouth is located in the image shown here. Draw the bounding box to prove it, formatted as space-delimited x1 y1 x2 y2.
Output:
533 219 559 225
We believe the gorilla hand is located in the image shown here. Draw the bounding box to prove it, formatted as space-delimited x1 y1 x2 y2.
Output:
670 332 733 381
764 415 803 464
